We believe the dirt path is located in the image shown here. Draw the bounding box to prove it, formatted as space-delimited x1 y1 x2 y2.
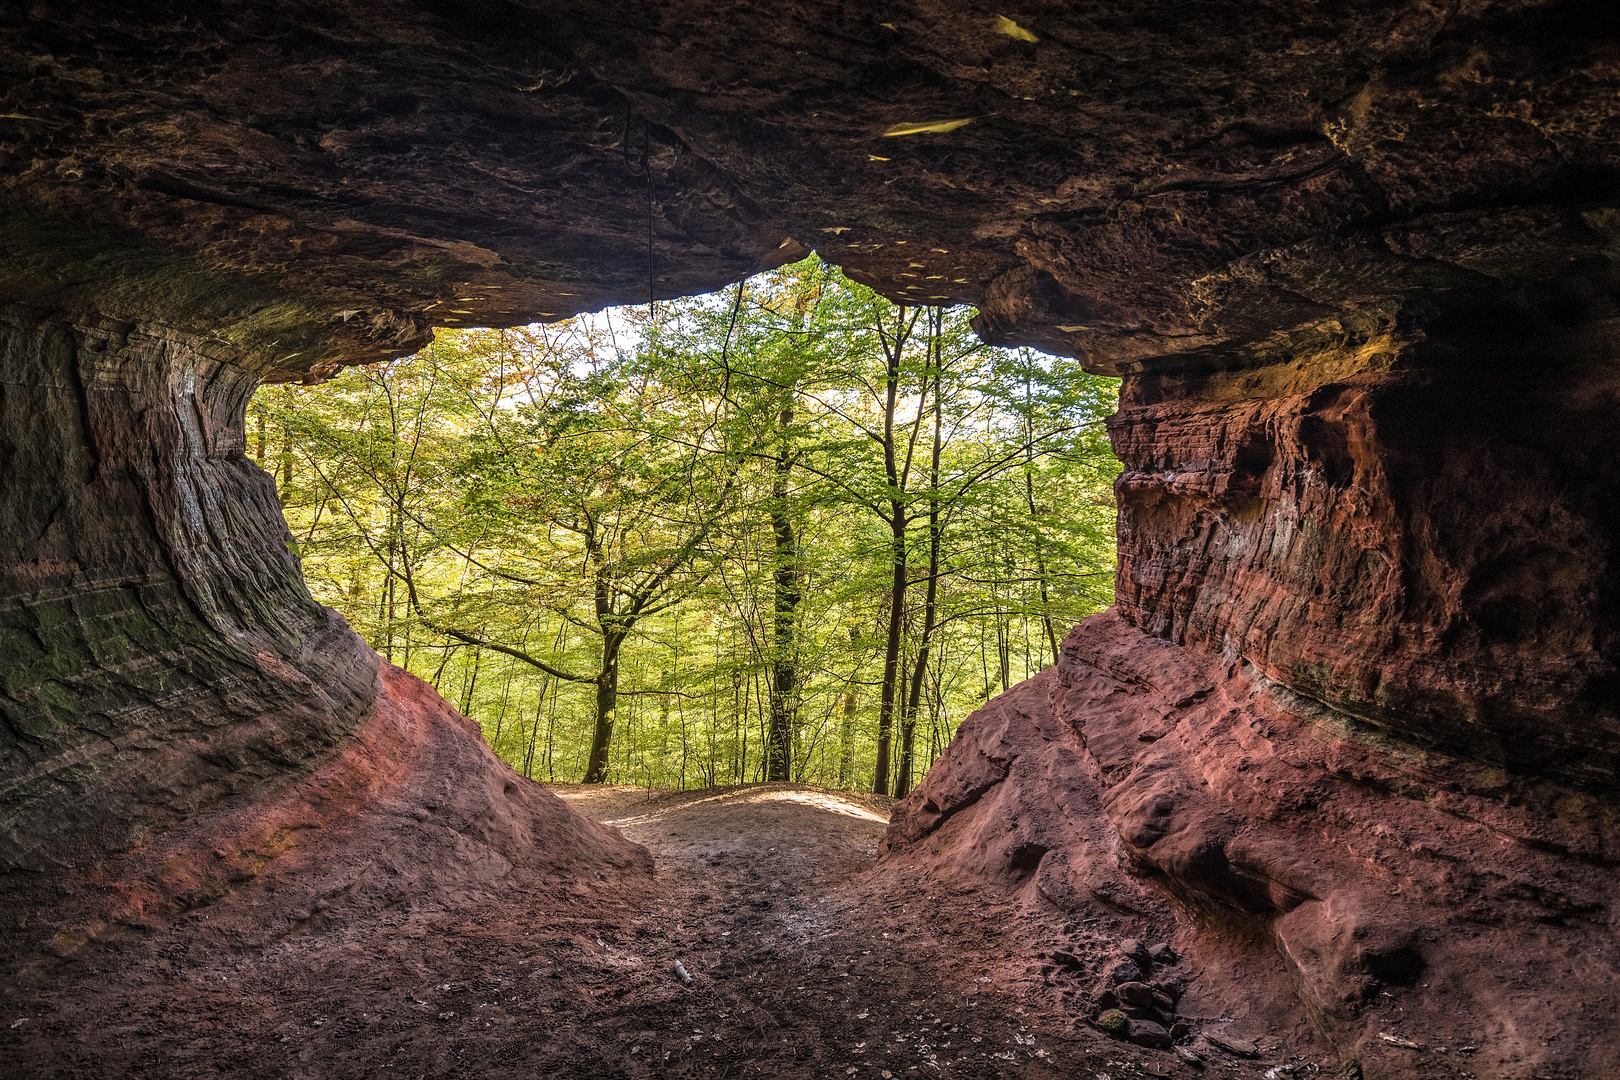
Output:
539 782 1164 1080
2 783 1193 1079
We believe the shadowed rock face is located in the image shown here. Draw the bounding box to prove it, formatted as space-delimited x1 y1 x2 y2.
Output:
2 3 1619 1077
5 2 1619 372
1113 326 1620 783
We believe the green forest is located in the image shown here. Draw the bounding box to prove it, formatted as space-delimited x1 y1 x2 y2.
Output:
253 256 1120 796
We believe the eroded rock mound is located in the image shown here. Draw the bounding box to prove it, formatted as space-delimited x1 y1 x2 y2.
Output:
886 611 1619 1079
4 662 648 975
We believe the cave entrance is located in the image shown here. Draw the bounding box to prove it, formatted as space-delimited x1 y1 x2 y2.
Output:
252 254 1121 798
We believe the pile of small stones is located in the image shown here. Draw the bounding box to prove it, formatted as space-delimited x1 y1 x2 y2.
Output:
1091 938 1188 1051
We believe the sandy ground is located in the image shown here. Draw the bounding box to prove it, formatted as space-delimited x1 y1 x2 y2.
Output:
1 782 1220 1079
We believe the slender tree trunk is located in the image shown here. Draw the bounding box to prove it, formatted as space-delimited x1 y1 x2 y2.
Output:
583 631 623 783
382 571 395 662
523 655 553 780
837 690 856 789
873 359 905 797
461 645 482 715
491 659 516 751
898 361 944 799
894 649 909 795
874 510 905 795
544 673 559 781
868 305 922 795
1028 490 1060 666
737 668 748 783
752 667 767 783
279 428 292 506
1024 371 1061 665
997 603 1011 693
765 408 800 781
430 642 455 690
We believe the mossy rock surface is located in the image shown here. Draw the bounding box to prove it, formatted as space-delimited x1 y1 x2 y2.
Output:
1097 1009 1128 1036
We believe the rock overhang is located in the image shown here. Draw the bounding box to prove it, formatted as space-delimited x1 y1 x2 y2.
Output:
1 1 1616 379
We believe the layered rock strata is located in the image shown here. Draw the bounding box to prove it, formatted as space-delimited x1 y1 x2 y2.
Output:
0 308 647 962
0 309 379 875
1113 320 1620 782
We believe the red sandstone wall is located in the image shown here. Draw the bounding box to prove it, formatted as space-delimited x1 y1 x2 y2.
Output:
1112 329 1620 783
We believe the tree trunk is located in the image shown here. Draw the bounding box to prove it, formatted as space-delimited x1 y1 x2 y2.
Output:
279 427 293 506
765 408 800 782
897 364 944 799
461 645 482 715
873 333 906 797
997 606 1011 692
837 690 856 789
874 511 905 795
523 672 548 778
1023 372 1061 665
582 632 622 783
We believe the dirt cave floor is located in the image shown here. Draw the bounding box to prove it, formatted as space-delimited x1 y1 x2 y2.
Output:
3 783 1301 1079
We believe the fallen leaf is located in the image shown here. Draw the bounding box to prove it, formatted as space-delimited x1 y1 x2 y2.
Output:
1379 1032 1424 1050
882 119 974 137
994 16 1039 43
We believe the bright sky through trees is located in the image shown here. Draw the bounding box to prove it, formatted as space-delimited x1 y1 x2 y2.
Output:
254 256 1120 794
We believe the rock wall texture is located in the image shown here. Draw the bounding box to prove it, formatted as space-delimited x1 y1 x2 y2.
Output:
888 616 1620 1077
2 2 1617 376
1 3 1618 1078
1112 324 1620 783
0 308 378 872
0 307 647 965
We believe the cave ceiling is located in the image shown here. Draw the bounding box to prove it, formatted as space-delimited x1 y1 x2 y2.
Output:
3 1 1617 380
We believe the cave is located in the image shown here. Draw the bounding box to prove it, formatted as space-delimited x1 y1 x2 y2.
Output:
1 3 1617 1078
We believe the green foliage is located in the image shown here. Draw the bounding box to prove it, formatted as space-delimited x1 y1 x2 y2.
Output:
255 256 1120 790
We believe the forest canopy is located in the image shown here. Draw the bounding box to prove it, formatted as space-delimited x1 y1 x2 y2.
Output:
254 256 1120 795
